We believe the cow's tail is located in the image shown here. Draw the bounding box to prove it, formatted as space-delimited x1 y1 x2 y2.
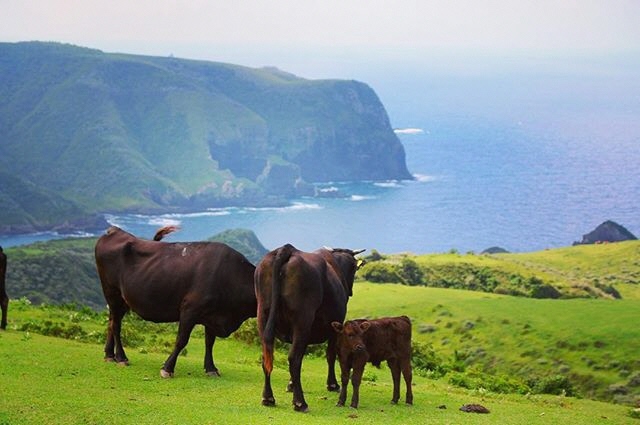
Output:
262 243 295 373
153 225 180 241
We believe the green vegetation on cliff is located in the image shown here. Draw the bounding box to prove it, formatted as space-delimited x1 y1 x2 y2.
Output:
0 41 410 233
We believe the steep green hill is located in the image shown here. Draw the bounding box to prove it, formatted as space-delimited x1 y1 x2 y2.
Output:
0 41 410 233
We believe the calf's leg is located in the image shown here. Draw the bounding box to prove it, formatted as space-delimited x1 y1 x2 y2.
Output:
402 359 413 405
388 358 401 404
349 360 366 409
336 361 351 406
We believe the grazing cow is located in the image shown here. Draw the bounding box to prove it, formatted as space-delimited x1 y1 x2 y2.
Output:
331 316 413 408
255 243 365 412
95 226 257 378
0 246 7 330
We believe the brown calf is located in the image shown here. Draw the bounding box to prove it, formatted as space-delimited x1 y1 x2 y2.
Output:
331 316 413 408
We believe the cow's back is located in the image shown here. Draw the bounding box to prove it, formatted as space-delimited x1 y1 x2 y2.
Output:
363 316 412 366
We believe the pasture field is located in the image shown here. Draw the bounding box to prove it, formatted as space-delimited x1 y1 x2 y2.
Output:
1 282 639 424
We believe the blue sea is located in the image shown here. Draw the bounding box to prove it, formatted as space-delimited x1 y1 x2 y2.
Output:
2 56 639 253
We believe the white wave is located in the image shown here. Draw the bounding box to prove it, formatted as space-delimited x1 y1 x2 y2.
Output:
394 128 424 135
350 195 375 201
374 180 402 188
413 174 437 183
318 186 339 193
147 217 182 227
245 201 322 212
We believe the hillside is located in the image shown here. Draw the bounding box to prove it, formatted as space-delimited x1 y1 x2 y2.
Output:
359 241 640 300
0 41 410 234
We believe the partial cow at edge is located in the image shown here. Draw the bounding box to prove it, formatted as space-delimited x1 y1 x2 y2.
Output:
0 246 8 330
332 316 413 409
94 226 257 378
255 243 365 412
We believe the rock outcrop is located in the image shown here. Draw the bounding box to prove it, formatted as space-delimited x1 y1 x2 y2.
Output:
573 220 637 245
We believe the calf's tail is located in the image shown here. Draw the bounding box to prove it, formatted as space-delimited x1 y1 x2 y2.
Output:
262 244 295 373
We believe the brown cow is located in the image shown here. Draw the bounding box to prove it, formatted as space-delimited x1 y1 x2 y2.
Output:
0 246 7 330
95 226 257 378
255 243 365 412
331 316 413 408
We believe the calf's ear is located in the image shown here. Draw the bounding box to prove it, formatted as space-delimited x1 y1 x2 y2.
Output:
359 321 371 332
331 322 344 333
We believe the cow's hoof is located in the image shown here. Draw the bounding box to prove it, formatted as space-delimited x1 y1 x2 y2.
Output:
327 383 340 392
336 401 345 407
160 369 174 379
104 357 116 363
293 402 309 413
206 370 221 377
116 360 129 367
262 397 276 407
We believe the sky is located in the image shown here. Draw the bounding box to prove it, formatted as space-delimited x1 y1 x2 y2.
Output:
2 0 640 80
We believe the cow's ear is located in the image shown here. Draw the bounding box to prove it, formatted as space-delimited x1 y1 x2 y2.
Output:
331 322 344 333
359 321 371 333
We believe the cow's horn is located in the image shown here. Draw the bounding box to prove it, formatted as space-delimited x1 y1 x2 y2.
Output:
352 249 366 255
323 246 333 251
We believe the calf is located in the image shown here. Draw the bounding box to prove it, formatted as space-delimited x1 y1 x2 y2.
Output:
331 316 413 408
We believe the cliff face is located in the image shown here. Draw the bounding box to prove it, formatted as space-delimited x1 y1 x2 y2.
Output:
0 42 411 233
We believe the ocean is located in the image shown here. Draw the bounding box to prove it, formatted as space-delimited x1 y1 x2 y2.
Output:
2 57 639 253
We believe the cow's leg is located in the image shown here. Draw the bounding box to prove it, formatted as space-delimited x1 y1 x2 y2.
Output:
388 358 401 404
350 360 366 409
161 316 196 378
401 359 413 405
288 325 311 412
326 334 340 391
0 295 8 330
336 361 350 407
106 300 129 364
258 307 276 406
203 325 220 377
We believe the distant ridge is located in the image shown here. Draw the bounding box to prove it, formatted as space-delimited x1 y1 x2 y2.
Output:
0 41 411 234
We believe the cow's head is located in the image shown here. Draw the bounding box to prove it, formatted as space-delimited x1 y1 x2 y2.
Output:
327 248 366 296
332 320 370 354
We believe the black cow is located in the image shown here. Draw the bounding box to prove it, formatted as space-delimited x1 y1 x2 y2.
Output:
332 316 413 408
255 243 364 412
0 246 7 330
95 226 257 378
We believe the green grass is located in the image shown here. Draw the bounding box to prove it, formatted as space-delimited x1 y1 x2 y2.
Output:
2 284 640 424
0 327 636 424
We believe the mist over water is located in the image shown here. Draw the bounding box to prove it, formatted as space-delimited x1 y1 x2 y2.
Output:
2 55 639 253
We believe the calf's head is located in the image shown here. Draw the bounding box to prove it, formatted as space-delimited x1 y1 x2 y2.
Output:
332 320 371 354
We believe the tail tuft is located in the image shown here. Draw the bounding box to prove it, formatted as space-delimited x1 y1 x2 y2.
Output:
153 225 180 241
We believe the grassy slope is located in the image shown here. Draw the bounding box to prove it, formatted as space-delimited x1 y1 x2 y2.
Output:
380 240 640 299
1 321 636 425
348 283 640 403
